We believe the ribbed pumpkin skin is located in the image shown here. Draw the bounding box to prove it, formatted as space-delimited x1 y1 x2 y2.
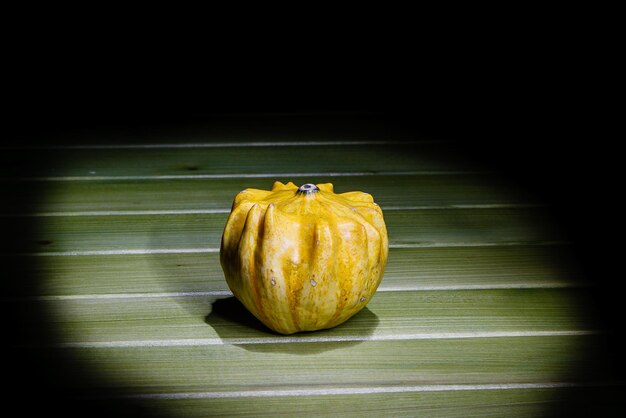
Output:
220 181 388 335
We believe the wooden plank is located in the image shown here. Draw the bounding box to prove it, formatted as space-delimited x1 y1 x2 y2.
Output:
31 245 581 297
42 289 590 344
61 335 598 393
7 207 560 254
123 386 611 418
1 112 431 150
0 142 475 178
3 173 535 214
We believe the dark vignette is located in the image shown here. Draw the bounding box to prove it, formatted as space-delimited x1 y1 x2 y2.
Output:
4 43 621 417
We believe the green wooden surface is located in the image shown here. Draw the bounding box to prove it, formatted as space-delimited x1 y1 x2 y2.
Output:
5 137 618 417
15 207 558 254
31 245 581 297
5 173 535 214
1 142 473 178
122 386 622 418
63 336 594 393
42 289 590 343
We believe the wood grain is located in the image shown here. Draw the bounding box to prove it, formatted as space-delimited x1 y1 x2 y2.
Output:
3 137 612 417
29 245 580 297
4 173 535 214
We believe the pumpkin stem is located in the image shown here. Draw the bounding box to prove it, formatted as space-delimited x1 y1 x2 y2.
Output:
297 183 320 195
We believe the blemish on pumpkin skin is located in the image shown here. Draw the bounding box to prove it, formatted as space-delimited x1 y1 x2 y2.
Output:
271 279 276 286
310 279 317 287
360 296 366 302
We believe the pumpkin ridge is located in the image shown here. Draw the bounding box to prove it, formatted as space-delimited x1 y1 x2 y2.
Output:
262 203 299 334
238 204 269 327
326 211 345 326
252 204 269 328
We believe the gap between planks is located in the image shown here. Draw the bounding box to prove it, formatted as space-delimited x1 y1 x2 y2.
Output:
8 170 482 182
0 140 439 151
52 330 598 349
6 241 570 257
116 381 610 400
4 203 543 217
32 282 587 302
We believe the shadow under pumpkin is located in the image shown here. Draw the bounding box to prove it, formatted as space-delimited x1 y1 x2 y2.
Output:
205 296 380 355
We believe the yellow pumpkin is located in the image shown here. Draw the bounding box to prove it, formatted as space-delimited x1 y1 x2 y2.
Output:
220 181 388 335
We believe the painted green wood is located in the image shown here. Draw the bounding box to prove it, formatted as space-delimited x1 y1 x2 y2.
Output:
4 173 535 214
42 289 590 344
63 336 596 393
31 245 581 297
128 387 606 418
1 112 430 151
12 207 559 254
1 142 475 178
5 133 610 417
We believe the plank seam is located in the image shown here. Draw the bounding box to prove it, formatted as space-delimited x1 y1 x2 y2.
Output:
0 140 438 150
31 283 588 301
6 170 483 182
121 382 599 399
2 204 544 218
3 241 570 257
53 331 598 349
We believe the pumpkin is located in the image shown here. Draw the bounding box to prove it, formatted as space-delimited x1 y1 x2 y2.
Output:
220 181 388 335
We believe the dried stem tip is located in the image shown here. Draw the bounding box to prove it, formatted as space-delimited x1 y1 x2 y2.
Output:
297 183 320 195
